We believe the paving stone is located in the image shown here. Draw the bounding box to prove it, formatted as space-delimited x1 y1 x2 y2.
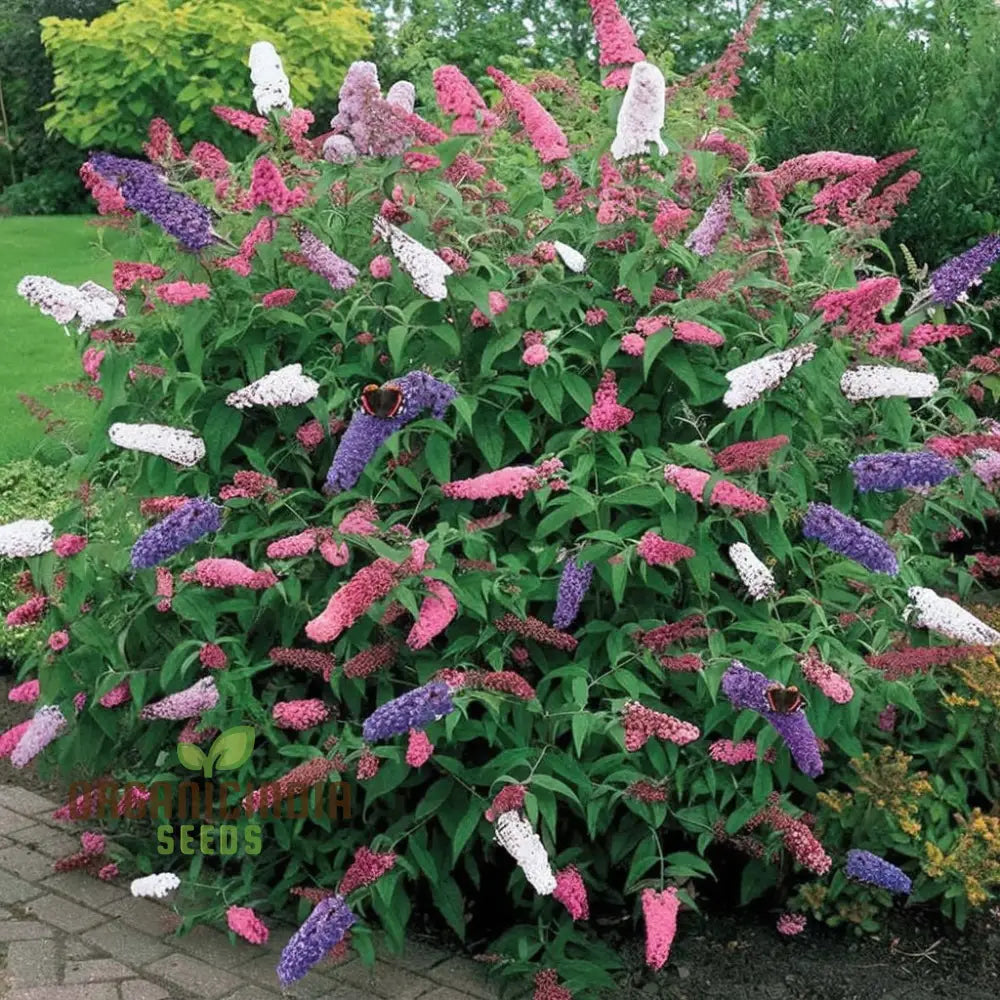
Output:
0 804 36 834
25 892 106 932
172 921 248 969
337 958 437 999
425 956 500 999
221 987 279 1000
64 938 99 960
64 958 136 983
41 871 128 908
0 784 61 816
0 869 44 902
242 954 331 998
418 990 483 1000
9 985 119 1000
143 952 245 999
80 919 172 966
13 822 81 857
119 981 173 1000
6 938 59 988
0 920 55 942
381 935 451 973
101 896 176 936
0 843 57 880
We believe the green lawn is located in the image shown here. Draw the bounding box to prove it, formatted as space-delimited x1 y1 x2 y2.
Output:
0 216 124 463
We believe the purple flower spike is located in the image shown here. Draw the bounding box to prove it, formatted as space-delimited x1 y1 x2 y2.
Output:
721 661 823 778
296 226 359 290
130 498 222 570
88 154 214 251
139 678 218 721
362 681 454 743
685 181 732 257
849 451 958 493
929 234 1000 305
845 849 912 894
10 705 67 768
552 559 593 630
277 895 356 986
324 370 457 493
802 503 898 575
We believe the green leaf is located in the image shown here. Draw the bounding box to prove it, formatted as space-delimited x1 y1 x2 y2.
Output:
430 878 466 940
424 434 451 482
177 743 205 772
201 402 243 475
207 726 256 773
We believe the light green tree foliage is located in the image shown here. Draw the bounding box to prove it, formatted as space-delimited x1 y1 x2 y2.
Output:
41 0 373 152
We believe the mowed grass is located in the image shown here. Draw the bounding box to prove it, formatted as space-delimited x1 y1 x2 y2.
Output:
0 216 124 463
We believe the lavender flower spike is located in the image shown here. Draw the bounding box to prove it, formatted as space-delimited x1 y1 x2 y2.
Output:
685 181 732 257
929 234 1000 306
87 154 214 251
277 895 356 986
10 705 67 768
849 451 958 493
139 677 219 721
295 226 359 290
130 498 222 570
362 681 455 743
325 370 457 493
845 850 912 894
802 503 898 575
721 661 823 778
552 559 593 630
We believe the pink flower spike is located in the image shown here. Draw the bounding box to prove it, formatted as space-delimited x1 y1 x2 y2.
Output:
262 288 298 309
407 579 458 649
154 281 211 306
80 831 105 855
53 534 87 557
485 784 527 822
636 531 694 567
553 866 589 920
406 729 434 766
0 720 31 759
708 738 758 765
522 343 549 367
48 630 70 652
339 846 398 895
98 862 118 881
272 699 330 731
798 648 854 704
583 369 633 431
664 464 769 514
486 67 569 163
227 906 269 946
199 643 228 670
181 558 278 590
642 887 680 970
98 681 131 708
777 912 807 936
623 702 699 751
8 679 40 703
442 458 565 501
249 157 309 214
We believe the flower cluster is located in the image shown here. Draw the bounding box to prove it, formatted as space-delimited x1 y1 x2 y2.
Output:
728 542 777 600
802 503 898 575
130 498 222 570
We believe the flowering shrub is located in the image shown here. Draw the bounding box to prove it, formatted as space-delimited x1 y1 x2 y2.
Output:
7 4 1000 995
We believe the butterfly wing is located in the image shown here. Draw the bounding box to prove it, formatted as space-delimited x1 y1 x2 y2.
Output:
360 384 403 419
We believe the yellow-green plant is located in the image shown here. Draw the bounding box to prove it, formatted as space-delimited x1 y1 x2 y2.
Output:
40 0 372 151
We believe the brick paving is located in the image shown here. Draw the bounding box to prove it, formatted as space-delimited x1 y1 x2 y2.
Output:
0 784 501 1000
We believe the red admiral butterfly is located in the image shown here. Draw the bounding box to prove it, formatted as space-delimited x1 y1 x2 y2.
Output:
359 383 403 419
765 684 806 714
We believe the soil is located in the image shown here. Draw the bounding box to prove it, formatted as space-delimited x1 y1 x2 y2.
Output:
3 670 999 1000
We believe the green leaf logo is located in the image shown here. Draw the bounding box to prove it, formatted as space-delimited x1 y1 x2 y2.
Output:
177 742 206 772
177 726 254 778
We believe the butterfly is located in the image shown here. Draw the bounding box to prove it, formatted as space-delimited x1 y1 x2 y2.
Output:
765 684 807 714
359 383 403 419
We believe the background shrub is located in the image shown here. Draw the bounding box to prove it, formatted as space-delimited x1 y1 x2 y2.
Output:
40 0 372 151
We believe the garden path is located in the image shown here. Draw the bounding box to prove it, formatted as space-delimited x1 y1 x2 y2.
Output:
0 784 498 1000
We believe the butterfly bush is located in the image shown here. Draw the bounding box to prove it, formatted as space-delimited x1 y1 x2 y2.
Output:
12 11 1000 994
